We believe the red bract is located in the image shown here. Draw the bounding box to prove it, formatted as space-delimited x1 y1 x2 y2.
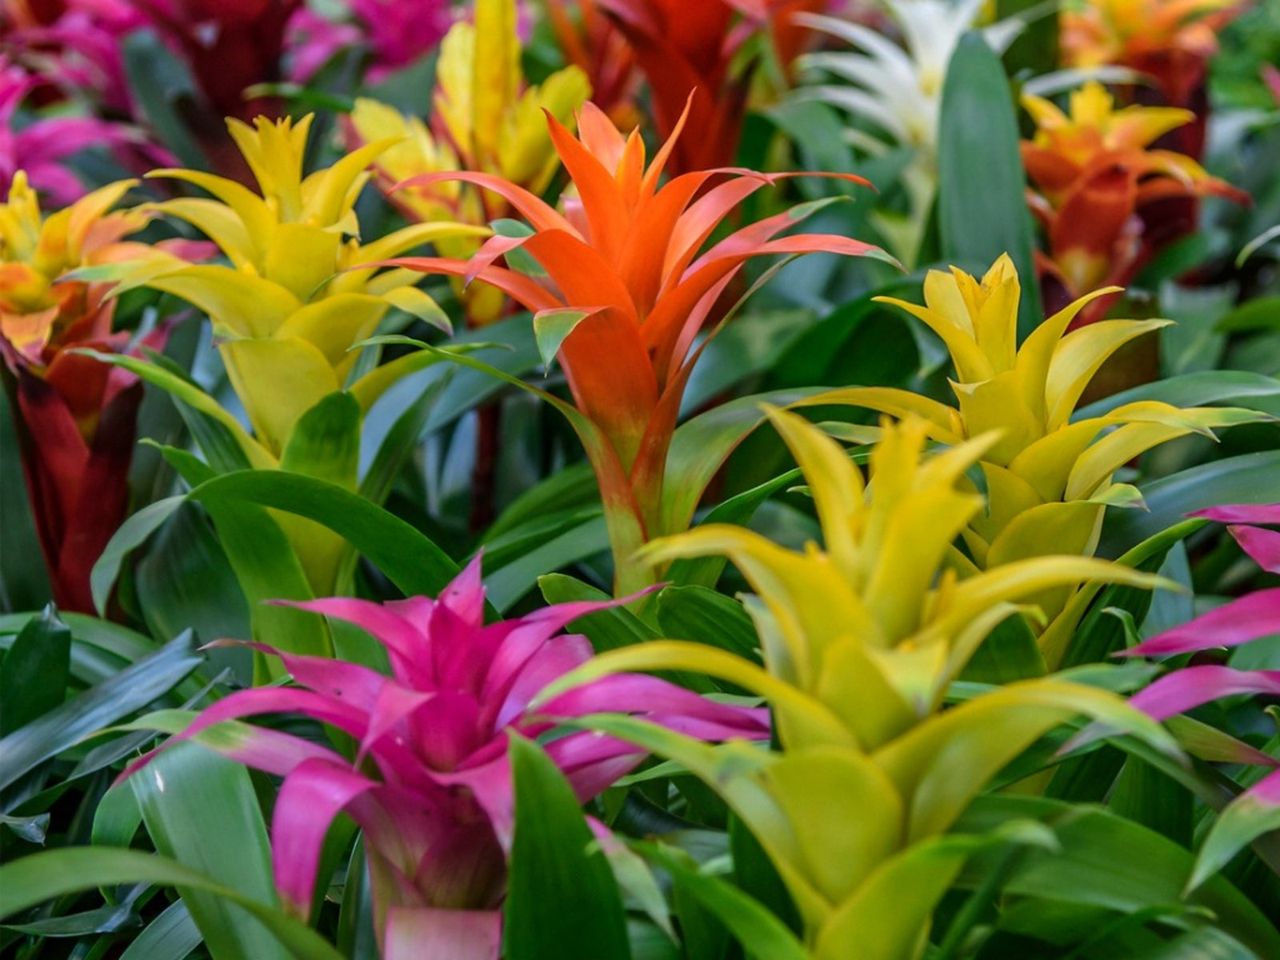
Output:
128 558 768 959
0 174 171 613
132 0 299 119
391 99 885 591
593 0 794 173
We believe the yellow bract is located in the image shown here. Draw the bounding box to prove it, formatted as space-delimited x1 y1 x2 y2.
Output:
110 113 486 456
0 173 147 360
540 411 1178 957
803 256 1259 656
640 409 1166 747
349 0 589 325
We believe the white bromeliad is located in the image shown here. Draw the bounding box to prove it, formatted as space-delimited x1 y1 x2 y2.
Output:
792 0 1020 264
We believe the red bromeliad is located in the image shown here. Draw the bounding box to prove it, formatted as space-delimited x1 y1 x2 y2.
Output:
593 0 816 174
0 173 198 612
391 99 887 592
126 559 768 960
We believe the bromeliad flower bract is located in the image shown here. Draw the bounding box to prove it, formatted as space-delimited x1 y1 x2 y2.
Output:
394 98 890 591
129 558 768 959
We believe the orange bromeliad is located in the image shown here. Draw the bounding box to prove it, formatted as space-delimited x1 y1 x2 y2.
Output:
1021 82 1247 323
1061 0 1243 156
393 99 888 592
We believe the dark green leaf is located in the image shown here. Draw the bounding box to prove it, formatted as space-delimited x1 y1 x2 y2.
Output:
938 32 1042 338
505 735 631 960
0 606 70 735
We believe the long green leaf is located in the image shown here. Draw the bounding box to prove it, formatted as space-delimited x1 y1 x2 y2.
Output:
132 742 286 960
0 606 70 735
188 470 460 598
937 32 1041 338
0 847 344 960
505 735 631 960
0 632 201 796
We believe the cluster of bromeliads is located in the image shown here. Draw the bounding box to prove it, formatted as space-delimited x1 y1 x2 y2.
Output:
1 0 1279 958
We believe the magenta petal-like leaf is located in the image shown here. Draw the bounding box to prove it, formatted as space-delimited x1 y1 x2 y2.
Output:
1230 524 1280 575
270 757 380 916
1193 503 1280 525
1129 665 1280 720
385 906 501 960
1121 588 1280 657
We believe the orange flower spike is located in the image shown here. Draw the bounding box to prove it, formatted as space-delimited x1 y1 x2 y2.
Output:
391 99 887 589
1021 82 1248 305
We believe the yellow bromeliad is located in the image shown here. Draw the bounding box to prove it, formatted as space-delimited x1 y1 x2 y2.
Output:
348 0 590 326
108 113 488 456
801 255 1260 660
538 410 1179 958
0 173 148 367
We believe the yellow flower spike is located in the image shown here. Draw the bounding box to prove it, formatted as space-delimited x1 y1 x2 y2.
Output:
0 173 147 360
347 0 589 327
101 113 486 460
810 257 1266 641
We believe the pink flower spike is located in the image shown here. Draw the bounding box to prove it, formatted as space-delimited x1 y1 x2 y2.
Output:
385 906 502 960
1119 588 1280 658
270 757 380 917
1129 665 1280 721
1230 524 1280 575
132 561 765 947
1192 503 1280 525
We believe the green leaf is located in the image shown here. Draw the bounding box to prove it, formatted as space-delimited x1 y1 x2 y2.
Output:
533 309 593 372
959 611 1047 684
957 796 1280 958
538 574 658 652
937 32 1042 338
279 392 360 489
91 496 186 616
132 742 286 960
0 632 201 796
1190 788 1280 894
0 383 50 610
1076 370 1280 420
1100 453 1280 557
654 586 761 663
188 470 460 598
0 606 71 735
661 388 821 537
486 515 609 612
118 901 202 960
0 847 344 960
505 735 631 960
636 841 808 960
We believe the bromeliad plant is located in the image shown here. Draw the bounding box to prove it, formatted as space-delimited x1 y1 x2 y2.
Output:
800 255 1264 663
348 0 591 327
128 558 768 959
1061 0 1242 157
392 98 889 592
537 409 1182 957
793 0 1019 266
0 173 193 612
1119 502 1280 890
94 112 485 460
1021 81 1247 318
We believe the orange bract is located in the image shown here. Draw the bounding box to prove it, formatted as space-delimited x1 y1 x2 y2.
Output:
393 98 886 588
1021 83 1247 313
